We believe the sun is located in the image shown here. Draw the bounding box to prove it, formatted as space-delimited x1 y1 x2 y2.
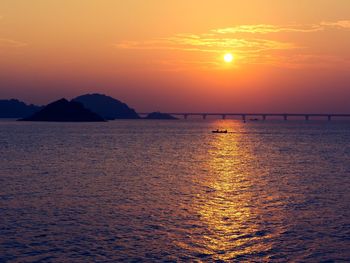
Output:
224 53 234 63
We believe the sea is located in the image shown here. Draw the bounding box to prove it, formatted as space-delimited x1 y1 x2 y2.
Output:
0 119 349 262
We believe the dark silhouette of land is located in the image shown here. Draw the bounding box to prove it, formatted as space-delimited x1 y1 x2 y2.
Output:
0 99 41 118
0 94 179 121
19 99 105 122
3 93 350 122
145 112 178 120
73 94 140 120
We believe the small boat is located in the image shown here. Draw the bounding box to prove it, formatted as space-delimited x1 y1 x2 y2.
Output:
212 129 228 134
250 118 259 121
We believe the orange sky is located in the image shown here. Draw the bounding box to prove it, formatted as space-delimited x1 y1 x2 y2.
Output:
0 0 350 112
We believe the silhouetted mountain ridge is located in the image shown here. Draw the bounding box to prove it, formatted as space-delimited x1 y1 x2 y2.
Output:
20 98 105 122
0 99 41 118
2 93 178 121
73 94 140 120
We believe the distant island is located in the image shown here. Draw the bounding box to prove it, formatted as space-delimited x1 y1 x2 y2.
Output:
0 99 41 118
73 94 140 120
1 93 177 122
19 99 105 122
145 112 178 120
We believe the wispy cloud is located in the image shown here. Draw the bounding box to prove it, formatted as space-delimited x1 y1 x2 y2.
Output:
0 38 27 48
115 37 295 54
0 17 27 49
320 20 350 29
212 24 322 34
115 20 350 70
213 20 350 34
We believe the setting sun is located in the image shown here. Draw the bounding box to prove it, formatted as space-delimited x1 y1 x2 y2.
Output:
224 53 234 63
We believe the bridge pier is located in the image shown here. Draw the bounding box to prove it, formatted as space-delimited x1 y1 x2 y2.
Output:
305 115 309 121
328 115 332 121
283 115 288 121
222 114 226 120
202 114 207 120
262 115 266 121
184 114 188 120
242 115 246 122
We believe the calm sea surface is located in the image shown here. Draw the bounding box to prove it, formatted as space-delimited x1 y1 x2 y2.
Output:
0 120 350 262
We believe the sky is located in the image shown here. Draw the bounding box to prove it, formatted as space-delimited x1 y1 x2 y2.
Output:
0 0 350 113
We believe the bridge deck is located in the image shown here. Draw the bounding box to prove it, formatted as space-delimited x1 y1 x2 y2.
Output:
138 113 350 120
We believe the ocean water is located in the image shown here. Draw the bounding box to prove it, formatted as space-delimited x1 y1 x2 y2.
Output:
0 119 350 262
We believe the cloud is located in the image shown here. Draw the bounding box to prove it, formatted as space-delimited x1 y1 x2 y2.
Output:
163 35 295 52
0 17 27 48
213 20 350 35
115 20 350 70
115 33 296 56
212 24 323 34
0 38 27 48
320 20 350 29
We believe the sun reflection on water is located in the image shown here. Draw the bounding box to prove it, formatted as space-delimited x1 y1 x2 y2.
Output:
180 120 275 261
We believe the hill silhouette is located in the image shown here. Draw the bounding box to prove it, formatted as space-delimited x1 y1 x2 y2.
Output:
2 94 180 121
20 99 105 122
73 94 140 120
0 99 41 118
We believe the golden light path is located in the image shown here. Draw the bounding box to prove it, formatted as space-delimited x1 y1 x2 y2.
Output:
179 120 283 261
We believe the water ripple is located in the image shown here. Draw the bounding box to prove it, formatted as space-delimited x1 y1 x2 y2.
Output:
0 120 350 262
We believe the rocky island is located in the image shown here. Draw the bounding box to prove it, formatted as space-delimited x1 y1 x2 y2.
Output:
2 93 180 121
0 99 41 118
19 99 105 122
73 93 140 120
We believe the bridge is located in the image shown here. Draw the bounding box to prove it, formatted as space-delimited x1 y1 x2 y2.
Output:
139 113 350 121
